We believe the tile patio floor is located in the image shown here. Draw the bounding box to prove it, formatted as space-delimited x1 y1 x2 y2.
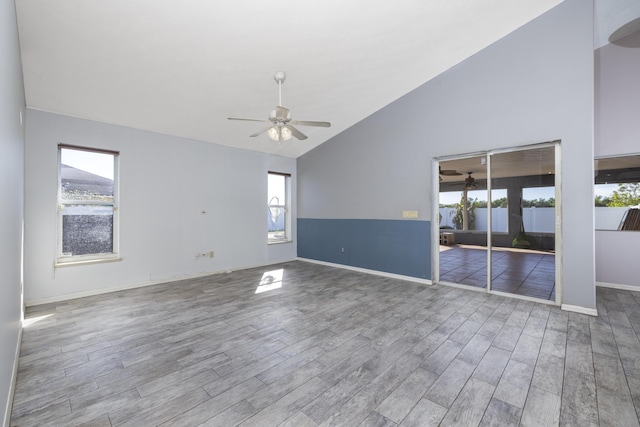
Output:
439 245 556 301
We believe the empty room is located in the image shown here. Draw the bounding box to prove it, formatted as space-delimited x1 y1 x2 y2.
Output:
2 0 640 425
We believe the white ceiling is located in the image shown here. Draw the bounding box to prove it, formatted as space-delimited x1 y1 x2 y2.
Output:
14 1 636 158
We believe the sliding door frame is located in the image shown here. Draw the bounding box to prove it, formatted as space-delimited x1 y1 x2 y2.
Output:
431 150 487 289
432 141 562 306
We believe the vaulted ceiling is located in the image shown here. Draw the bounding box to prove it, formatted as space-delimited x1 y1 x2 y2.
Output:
14 1 640 158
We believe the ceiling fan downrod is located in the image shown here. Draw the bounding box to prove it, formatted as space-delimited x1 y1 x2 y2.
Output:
274 71 286 107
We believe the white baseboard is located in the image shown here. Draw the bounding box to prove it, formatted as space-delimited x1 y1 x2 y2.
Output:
25 262 276 307
596 281 640 292
296 258 433 286
26 272 215 306
26 258 304 306
561 304 598 317
4 325 22 427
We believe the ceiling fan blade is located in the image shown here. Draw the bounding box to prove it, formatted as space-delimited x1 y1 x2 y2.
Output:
440 170 462 176
249 126 272 137
290 119 331 128
228 117 270 123
287 125 307 140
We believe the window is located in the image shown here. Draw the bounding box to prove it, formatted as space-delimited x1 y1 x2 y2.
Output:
57 145 119 264
594 154 640 230
268 172 290 243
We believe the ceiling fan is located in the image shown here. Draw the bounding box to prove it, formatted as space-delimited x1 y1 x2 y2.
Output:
464 172 477 190
439 166 462 176
438 165 462 181
228 71 331 142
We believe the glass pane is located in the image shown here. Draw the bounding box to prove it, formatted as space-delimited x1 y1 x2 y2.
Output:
440 189 508 232
490 146 556 301
268 207 287 240
61 205 114 256
489 189 509 233
594 155 640 230
438 156 487 289
268 174 285 206
522 186 556 233
268 173 288 241
61 148 114 201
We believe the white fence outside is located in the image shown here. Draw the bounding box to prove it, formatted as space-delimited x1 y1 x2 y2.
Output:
440 206 630 232
439 207 554 232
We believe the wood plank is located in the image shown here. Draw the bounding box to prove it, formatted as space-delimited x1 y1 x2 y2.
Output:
11 263 640 426
399 398 447 426
424 359 476 408
520 386 560 426
439 378 494 426
479 397 522 426
493 359 535 409
376 368 438 423
159 377 265 427
471 346 511 386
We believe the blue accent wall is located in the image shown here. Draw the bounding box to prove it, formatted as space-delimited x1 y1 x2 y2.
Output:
298 218 430 279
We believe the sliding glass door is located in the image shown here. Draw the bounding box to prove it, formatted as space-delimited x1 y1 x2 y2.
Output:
435 142 560 303
489 145 557 301
438 155 487 289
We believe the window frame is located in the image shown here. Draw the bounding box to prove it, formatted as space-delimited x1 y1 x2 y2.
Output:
56 144 120 266
267 171 291 244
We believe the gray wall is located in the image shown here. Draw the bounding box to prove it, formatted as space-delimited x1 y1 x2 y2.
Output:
594 29 640 288
298 0 596 310
0 0 26 422
24 110 297 304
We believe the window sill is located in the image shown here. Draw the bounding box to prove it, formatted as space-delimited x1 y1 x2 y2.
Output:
268 239 292 245
55 256 122 268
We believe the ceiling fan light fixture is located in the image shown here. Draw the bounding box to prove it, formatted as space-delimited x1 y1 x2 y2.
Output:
267 126 280 141
267 125 293 142
281 126 293 141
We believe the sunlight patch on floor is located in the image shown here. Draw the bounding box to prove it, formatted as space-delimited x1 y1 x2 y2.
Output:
22 314 53 328
256 268 284 294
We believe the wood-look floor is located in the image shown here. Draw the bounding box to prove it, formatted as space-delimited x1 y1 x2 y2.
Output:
11 261 640 426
